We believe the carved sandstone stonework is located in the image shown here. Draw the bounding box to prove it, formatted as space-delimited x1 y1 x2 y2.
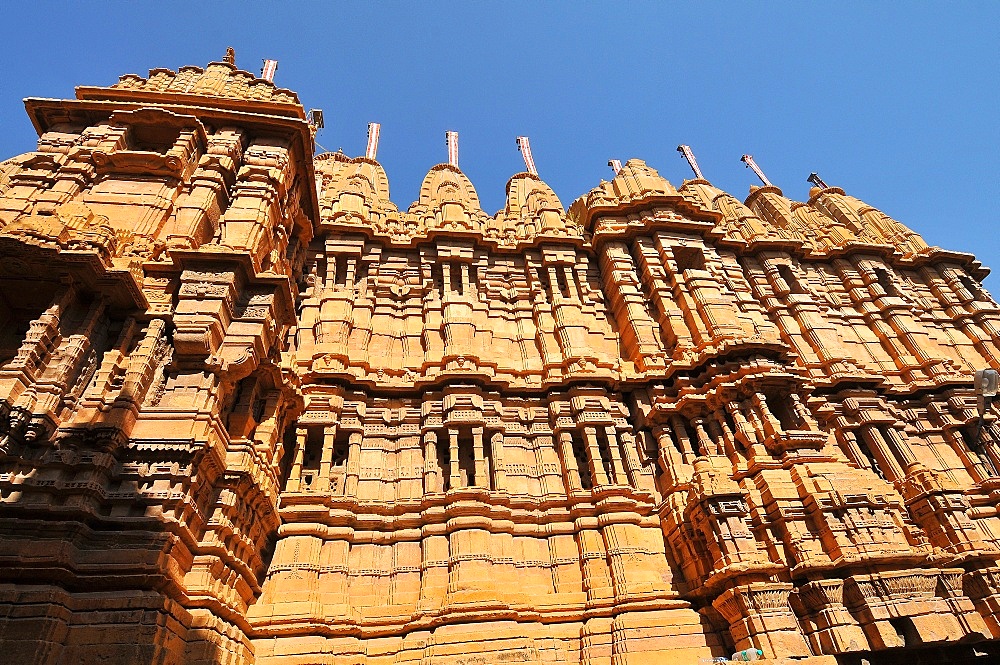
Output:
1 55 999 665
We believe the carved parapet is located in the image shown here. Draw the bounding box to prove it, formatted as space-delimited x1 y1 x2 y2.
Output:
210 290 281 382
899 461 1000 558
843 569 989 649
762 429 828 456
790 579 868 655
174 270 238 359
61 318 169 447
712 582 811 658
964 566 1000 637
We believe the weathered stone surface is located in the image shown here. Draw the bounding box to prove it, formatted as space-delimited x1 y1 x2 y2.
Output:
1 53 1000 664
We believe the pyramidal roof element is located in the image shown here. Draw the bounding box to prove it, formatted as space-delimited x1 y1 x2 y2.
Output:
76 49 303 118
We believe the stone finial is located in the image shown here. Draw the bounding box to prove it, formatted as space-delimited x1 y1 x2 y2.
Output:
223 47 236 66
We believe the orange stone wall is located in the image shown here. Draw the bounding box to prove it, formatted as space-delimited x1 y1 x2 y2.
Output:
1 56 1000 665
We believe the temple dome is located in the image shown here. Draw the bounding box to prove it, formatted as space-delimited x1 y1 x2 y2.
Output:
409 163 488 231
489 172 575 240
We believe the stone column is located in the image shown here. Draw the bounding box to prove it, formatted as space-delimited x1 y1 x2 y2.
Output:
472 426 486 488
655 426 683 478
558 431 583 492
287 427 307 492
423 430 440 493
859 425 905 481
344 432 362 496
603 426 628 484
669 415 698 463
583 426 610 486
449 428 461 489
882 424 918 467
489 431 507 492
618 431 647 489
836 428 872 472
319 426 336 492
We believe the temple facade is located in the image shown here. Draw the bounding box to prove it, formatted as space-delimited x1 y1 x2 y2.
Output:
1 54 1000 665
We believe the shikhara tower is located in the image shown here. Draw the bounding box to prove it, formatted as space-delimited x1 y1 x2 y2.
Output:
1 54 1000 665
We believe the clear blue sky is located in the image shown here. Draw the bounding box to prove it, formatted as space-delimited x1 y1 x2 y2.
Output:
2 2 997 285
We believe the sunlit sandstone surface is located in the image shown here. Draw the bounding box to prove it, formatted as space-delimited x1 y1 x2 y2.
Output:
1 53 1000 665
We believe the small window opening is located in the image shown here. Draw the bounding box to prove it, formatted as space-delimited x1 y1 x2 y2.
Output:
535 268 551 299
468 265 478 293
571 431 593 490
436 435 451 492
126 124 180 154
596 429 617 485
457 428 476 487
765 392 798 431
279 425 297 490
450 263 464 296
332 431 349 467
874 267 899 297
433 264 445 295
335 257 349 286
329 429 350 495
301 426 324 489
555 266 571 298
355 261 369 288
959 274 983 299
673 246 706 273
483 433 495 491
777 264 807 294
856 437 886 480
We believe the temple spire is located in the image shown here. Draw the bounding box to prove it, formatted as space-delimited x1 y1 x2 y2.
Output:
741 154 773 187
446 130 459 168
366 123 381 160
516 136 538 175
677 145 705 179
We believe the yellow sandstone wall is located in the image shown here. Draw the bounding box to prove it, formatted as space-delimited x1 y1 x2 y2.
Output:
1 53 1000 664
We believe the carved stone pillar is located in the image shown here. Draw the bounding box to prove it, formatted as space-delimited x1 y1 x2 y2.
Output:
287 427 307 492
883 423 918 467
344 431 362 497
448 428 461 489
789 579 867 654
668 415 697 463
319 426 336 493
582 426 610 486
603 426 627 484
654 425 687 490
423 430 439 494
713 582 811 659
489 431 506 492
558 431 583 492
859 424 905 481
472 426 486 488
